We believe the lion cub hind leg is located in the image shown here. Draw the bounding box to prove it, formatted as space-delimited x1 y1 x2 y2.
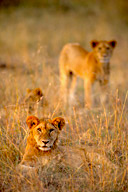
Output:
60 71 69 107
99 80 109 106
60 70 77 109
68 73 77 106
84 78 94 108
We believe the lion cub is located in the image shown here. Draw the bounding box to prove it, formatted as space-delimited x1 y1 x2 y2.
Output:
20 116 116 171
20 116 65 167
20 116 88 169
24 88 48 113
59 40 117 108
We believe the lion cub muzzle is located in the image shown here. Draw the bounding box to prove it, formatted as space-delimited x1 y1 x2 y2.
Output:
37 140 51 151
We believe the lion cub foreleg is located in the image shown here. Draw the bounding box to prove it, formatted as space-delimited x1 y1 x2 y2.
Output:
100 80 109 106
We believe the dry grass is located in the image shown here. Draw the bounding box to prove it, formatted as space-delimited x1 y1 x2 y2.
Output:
0 3 128 192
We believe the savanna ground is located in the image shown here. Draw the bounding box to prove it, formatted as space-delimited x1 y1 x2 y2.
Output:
0 0 128 191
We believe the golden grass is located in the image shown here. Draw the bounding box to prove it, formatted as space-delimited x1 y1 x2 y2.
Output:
0 5 128 192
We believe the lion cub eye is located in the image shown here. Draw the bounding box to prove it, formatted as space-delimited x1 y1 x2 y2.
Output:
49 129 54 133
98 47 102 50
30 122 36 126
37 128 41 132
106 47 110 50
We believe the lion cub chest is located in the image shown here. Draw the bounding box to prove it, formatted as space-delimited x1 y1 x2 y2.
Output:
36 148 63 166
38 146 87 168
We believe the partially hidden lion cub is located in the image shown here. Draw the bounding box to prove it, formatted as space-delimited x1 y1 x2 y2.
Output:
20 116 66 168
20 116 88 169
59 40 117 108
24 88 48 113
20 116 116 171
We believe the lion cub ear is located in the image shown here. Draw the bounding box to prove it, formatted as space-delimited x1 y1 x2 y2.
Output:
52 117 65 130
26 116 40 129
35 88 43 96
90 40 99 48
108 40 117 48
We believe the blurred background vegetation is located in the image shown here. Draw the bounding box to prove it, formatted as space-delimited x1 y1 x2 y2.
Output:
0 0 128 100
0 0 128 53
0 0 128 16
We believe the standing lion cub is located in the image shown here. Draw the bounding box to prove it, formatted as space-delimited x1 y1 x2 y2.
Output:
59 40 117 108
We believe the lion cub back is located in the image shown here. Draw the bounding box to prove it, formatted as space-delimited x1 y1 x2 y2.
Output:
59 41 116 79
59 43 88 77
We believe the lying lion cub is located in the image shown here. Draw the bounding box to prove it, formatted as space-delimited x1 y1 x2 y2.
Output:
20 116 65 168
20 116 88 169
20 116 116 171
59 40 117 108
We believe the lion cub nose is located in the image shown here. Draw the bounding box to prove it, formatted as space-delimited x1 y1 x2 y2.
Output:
42 140 49 144
103 53 107 57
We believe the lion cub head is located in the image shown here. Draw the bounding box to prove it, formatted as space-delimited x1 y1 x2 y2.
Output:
91 40 117 63
24 88 48 113
26 116 65 151
25 88 43 103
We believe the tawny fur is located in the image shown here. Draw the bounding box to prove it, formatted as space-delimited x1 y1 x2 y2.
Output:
19 116 117 171
59 40 117 108
20 116 65 168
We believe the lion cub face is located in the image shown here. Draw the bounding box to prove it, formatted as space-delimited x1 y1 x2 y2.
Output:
33 122 59 151
26 116 65 151
91 40 117 63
